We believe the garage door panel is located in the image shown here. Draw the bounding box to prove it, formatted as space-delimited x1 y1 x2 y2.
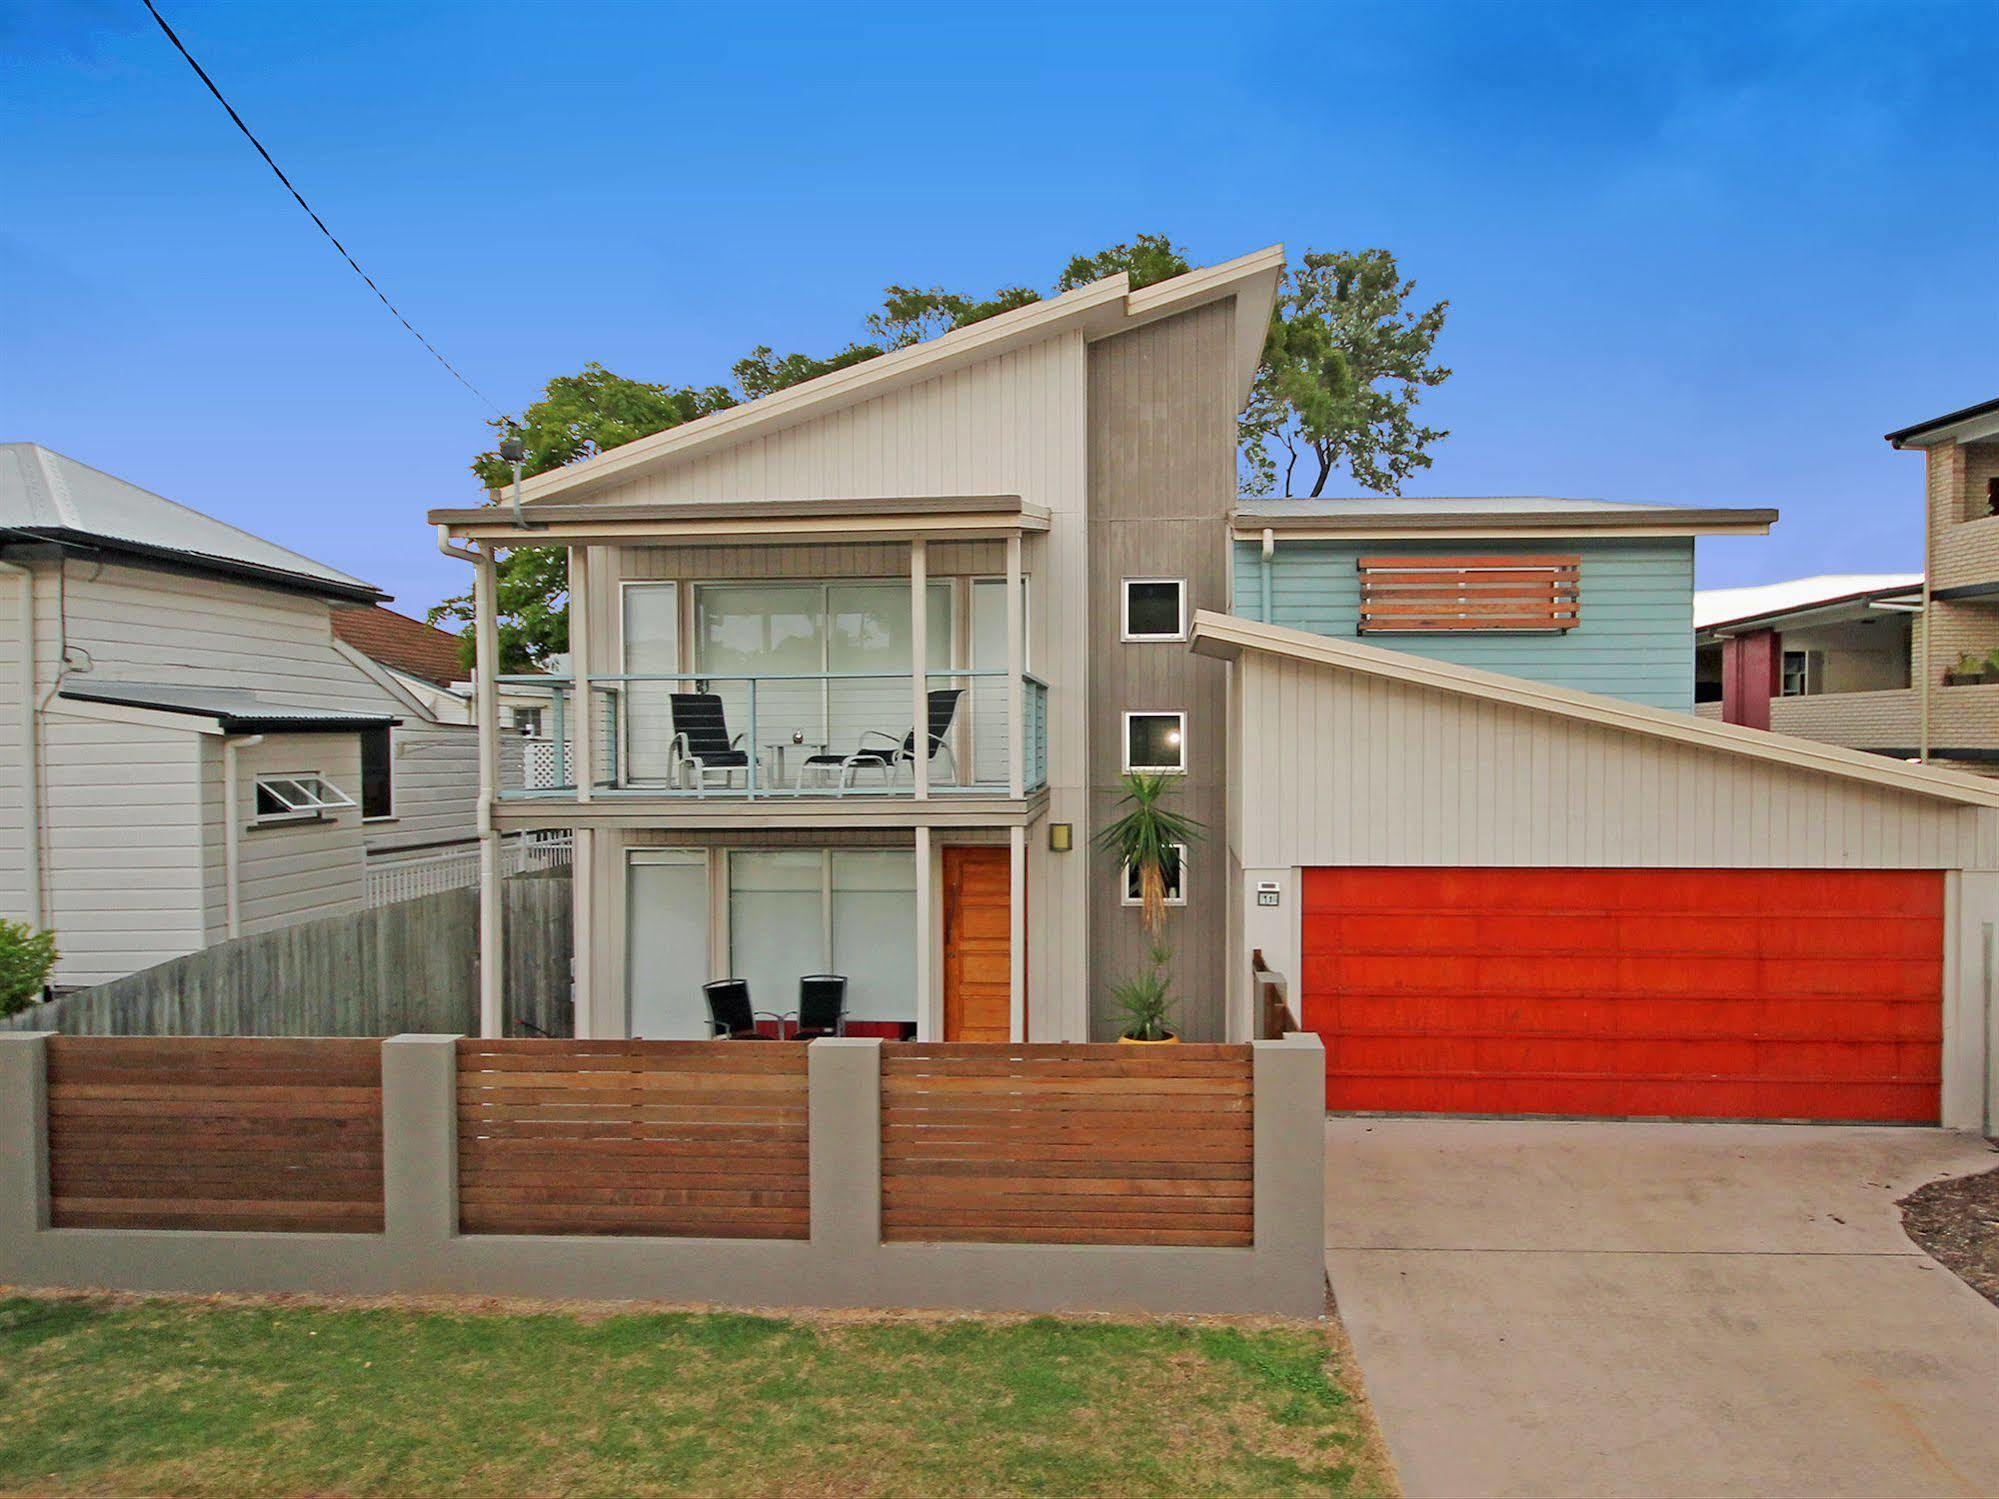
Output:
1304 867 1943 1123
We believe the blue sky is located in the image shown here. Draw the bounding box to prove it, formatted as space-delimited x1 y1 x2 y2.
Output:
4 0 1994 612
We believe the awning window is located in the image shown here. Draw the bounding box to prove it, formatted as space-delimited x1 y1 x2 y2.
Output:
254 774 357 822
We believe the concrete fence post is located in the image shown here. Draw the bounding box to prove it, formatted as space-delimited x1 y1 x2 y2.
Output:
0 1033 51 1280
1251 1032 1328 1318
808 1038 883 1300
381 1035 463 1287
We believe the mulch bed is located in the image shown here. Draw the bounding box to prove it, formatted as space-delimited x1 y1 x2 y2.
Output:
1899 1163 1999 1306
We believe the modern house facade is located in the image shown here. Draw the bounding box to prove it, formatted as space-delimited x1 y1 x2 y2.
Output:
436 254 1999 1131
0 444 503 988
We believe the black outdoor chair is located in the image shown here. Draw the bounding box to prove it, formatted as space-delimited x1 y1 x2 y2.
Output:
702 978 784 1040
670 692 751 795
800 687 963 792
787 974 849 1041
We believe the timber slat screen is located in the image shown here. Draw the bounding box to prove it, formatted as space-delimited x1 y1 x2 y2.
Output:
45 1037 384 1232
880 1043 1254 1247
455 1040 810 1239
1357 554 1581 634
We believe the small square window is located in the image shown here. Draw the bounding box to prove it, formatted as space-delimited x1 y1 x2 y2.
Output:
1122 579 1186 641
1123 711 1186 773
1122 844 1186 907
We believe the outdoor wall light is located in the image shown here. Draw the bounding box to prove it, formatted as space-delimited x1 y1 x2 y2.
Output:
1048 823 1073 852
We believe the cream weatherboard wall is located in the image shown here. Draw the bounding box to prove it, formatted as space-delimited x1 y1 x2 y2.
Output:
569 329 1092 1040
0 567 28 924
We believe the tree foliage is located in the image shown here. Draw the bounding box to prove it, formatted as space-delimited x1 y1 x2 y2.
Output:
0 918 58 1017
1240 249 1450 498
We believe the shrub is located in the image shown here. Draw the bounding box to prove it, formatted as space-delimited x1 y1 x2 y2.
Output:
0 920 58 1017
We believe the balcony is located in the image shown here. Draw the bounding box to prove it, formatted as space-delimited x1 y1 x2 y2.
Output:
506 668 1049 806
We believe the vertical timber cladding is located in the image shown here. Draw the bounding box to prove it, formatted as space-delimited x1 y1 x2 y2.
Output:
1085 298 1238 1039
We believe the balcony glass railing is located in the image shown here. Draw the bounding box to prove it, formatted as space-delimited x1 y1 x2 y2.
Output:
503 669 1049 800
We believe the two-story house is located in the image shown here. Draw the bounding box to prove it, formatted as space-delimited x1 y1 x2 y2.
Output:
0 444 505 989
436 251 1999 1131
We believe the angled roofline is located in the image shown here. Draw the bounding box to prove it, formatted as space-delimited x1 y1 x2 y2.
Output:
485 246 1286 508
1188 609 1999 809
0 526 389 604
1695 580 1923 639
1885 396 1999 448
1230 503 1775 540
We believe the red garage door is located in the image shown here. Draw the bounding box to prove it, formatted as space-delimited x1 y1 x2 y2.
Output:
1302 868 1943 1123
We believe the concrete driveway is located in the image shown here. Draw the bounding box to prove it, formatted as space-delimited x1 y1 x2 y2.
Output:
1325 1119 1999 1499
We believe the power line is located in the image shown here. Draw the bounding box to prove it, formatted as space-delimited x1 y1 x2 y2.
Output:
140 0 508 420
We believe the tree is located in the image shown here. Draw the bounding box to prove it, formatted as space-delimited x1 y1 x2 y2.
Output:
1054 232 1191 293
1240 249 1450 498
431 365 737 671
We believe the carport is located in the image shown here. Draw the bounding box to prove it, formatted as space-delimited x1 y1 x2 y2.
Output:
1194 612 1999 1131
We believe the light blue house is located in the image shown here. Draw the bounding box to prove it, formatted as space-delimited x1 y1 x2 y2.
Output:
1228 497 1776 711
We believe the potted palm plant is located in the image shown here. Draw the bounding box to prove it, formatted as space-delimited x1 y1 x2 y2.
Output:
1095 772 1202 1043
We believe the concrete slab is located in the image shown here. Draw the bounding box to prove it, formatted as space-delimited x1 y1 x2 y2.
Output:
1325 1119 1999 1499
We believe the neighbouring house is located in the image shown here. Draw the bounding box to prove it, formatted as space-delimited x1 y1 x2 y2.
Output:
331 602 557 745
1694 574 1932 742
0 443 514 989
431 247 1999 1132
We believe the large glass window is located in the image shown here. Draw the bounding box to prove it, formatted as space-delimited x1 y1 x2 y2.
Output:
693 582 952 763
726 848 917 1027
626 849 710 1038
621 582 681 782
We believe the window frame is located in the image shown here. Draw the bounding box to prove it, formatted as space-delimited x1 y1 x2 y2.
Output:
1121 710 1188 774
252 772 357 827
1121 843 1187 908
1120 578 1188 643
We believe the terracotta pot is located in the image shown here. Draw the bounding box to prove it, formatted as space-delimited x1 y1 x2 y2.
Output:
1117 1032 1180 1046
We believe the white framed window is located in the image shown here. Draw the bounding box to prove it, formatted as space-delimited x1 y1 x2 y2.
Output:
1121 578 1187 641
1122 844 1186 907
1122 711 1187 773
1780 649 1821 698
252 773 356 826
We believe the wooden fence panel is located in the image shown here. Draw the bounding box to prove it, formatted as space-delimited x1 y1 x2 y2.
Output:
45 1037 385 1232
2 872 571 1039
455 1040 810 1239
880 1043 1255 1247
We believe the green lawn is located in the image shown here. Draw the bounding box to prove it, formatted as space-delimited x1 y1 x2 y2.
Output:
0 1294 1393 1497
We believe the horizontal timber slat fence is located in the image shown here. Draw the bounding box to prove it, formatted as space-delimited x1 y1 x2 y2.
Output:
0 1032 1326 1317
882 1044 1254 1247
45 1038 384 1233
456 1040 810 1239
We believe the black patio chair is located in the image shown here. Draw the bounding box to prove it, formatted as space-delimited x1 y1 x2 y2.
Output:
787 974 849 1040
670 692 751 795
703 978 784 1040
800 687 963 792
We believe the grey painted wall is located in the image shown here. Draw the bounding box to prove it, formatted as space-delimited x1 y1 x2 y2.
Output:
1232 535 1697 710
1086 299 1237 1040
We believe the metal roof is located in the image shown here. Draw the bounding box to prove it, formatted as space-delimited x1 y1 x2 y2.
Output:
1694 573 1922 633
1232 496 1777 533
58 680 397 734
1884 395 1999 448
0 443 385 602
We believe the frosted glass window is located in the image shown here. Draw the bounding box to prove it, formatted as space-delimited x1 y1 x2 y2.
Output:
621 582 680 781
626 850 709 1037
728 851 825 1016
831 851 917 1024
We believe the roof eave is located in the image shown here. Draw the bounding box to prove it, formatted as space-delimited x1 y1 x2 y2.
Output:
1189 609 1999 810
1885 396 1999 448
1228 507 1777 540
3 528 388 604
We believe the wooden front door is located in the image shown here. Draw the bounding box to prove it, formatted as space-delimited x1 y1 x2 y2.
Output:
943 845 1012 1042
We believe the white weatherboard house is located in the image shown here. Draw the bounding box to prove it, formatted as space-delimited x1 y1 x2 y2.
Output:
0 444 505 989
435 246 1999 1132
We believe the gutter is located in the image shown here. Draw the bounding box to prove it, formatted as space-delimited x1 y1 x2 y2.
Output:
0 559 41 926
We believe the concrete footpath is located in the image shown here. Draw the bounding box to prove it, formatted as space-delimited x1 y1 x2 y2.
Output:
1324 1118 1999 1499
